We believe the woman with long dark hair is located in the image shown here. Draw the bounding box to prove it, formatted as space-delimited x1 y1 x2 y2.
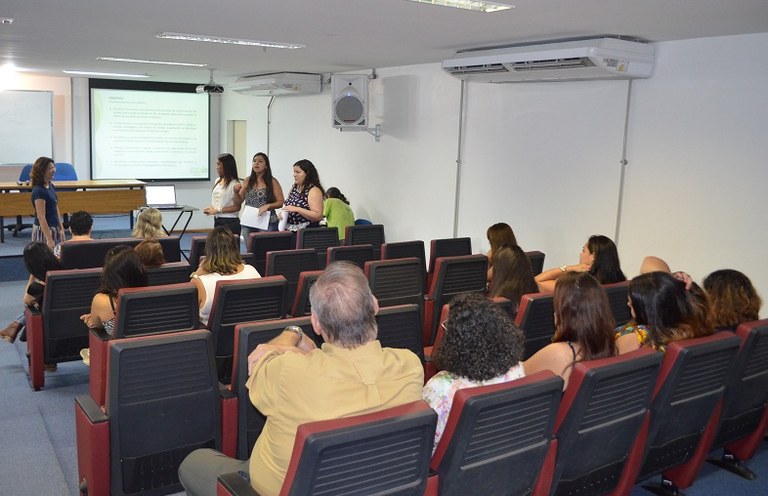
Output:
282 159 324 231
236 152 285 239
488 245 538 318
29 157 64 250
535 234 626 293
615 271 708 353
485 222 517 281
524 271 617 388
204 153 243 236
1 242 64 344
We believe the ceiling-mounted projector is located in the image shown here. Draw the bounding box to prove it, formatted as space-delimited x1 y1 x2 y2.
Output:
196 83 224 94
196 69 224 93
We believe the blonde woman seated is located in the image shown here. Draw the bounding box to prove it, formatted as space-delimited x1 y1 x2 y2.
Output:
524 272 617 388
535 234 625 293
488 245 538 319
132 207 167 238
485 222 517 281
422 293 525 448
191 227 260 326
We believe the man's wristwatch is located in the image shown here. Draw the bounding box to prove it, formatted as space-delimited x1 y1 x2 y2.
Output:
284 325 304 347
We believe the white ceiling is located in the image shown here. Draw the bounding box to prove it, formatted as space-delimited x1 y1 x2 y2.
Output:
1 0 767 85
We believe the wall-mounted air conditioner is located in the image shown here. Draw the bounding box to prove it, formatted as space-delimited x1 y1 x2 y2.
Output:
442 37 655 83
230 72 322 96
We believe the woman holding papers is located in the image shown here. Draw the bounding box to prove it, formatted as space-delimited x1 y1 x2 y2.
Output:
235 152 284 241
204 153 243 236
282 159 324 231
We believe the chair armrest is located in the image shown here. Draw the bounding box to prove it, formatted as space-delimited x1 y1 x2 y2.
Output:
219 382 237 400
75 394 108 423
217 472 260 496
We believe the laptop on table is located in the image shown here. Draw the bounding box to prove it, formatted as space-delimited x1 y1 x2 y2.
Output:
144 184 183 209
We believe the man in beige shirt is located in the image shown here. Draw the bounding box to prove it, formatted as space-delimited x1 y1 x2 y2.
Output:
179 261 424 496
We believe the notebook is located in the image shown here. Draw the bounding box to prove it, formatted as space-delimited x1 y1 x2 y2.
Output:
144 184 182 209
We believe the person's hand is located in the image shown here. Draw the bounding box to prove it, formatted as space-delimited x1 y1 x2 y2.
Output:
247 344 300 375
80 313 96 329
258 205 269 215
233 183 242 194
297 337 317 354
672 271 693 291
203 206 217 216
46 238 55 250
282 205 297 213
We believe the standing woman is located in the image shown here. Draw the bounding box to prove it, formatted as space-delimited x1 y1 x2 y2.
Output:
236 152 284 239
30 157 64 250
282 159 324 231
204 153 243 236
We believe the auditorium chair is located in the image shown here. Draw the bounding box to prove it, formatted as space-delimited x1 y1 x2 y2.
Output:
247 231 294 275
218 400 436 496
296 226 339 268
603 280 632 327
326 244 375 269
88 283 200 406
613 332 741 496
427 237 471 287
264 249 318 315
24 267 101 391
376 303 424 362
76 330 229 496
381 239 427 285
229 317 315 459
515 292 555 360
525 250 546 276
533 348 662 496
426 371 563 496
423 254 488 346
365 257 425 308
290 270 323 317
59 236 181 269
344 223 385 259
206 276 287 383
145 260 191 286
187 235 207 272
703 319 768 480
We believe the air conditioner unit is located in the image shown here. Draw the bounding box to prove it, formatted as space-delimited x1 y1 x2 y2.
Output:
230 72 322 96
443 37 655 83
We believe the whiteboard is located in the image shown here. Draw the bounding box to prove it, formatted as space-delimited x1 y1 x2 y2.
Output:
0 90 54 165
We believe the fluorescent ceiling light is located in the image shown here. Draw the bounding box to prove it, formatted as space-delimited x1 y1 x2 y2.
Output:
0 17 14 25
97 57 207 67
157 32 305 49
63 70 150 78
404 0 513 12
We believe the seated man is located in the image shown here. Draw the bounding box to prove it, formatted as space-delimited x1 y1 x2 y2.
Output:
179 261 424 496
53 210 93 258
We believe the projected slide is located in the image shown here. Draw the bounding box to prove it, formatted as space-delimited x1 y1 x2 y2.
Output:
91 88 209 180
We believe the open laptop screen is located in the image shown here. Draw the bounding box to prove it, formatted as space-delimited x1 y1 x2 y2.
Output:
144 184 177 208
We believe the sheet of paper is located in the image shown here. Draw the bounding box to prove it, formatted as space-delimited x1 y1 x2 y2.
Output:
241 205 270 230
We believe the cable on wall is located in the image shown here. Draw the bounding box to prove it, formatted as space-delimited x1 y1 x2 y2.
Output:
614 79 633 245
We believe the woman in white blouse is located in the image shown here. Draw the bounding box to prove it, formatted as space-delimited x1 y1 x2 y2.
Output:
204 153 243 236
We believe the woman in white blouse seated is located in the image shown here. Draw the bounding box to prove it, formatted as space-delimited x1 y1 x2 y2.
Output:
204 153 243 236
191 227 260 326
422 292 525 448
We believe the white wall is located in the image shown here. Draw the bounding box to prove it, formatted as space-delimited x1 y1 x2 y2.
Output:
11 33 768 313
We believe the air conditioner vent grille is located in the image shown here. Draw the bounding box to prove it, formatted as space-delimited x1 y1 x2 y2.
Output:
509 57 594 71
446 63 508 76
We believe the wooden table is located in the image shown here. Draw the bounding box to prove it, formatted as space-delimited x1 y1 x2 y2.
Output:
0 180 146 242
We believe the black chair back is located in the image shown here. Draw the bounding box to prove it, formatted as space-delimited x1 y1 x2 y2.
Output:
525 250 546 276
296 227 339 269
248 231 294 275
366 257 424 308
515 293 555 360
265 249 319 315
603 280 632 327
114 283 199 338
376 304 424 361
146 261 191 286
345 224 385 259
327 244 375 270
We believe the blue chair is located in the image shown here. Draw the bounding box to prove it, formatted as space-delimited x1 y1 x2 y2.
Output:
354 218 372 225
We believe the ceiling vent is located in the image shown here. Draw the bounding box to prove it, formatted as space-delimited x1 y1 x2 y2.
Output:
230 72 322 96
442 37 655 83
